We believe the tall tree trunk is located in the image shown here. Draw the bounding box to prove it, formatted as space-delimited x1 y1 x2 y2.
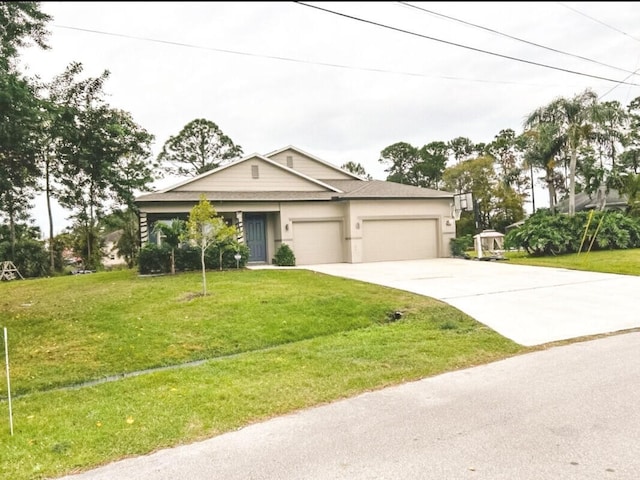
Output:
201 241 207 296
45 154 55 272
8 209 16 260
530 163 536 213
546 167 556 214
569 148 577 216
86 224 92 268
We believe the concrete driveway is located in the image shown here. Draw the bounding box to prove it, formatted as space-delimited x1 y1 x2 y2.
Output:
302 258 640 346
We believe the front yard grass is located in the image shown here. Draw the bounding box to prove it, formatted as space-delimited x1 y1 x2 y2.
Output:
1 268 525 479
504 248 640 275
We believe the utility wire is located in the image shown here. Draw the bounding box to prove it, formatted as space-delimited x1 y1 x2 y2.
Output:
558 1 640 44
599 65 640 100
51 24 577 88
398 1 639 77
556 1 640 99
294 1 640 87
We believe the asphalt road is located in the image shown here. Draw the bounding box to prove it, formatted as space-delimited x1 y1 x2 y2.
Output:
59 331 640 480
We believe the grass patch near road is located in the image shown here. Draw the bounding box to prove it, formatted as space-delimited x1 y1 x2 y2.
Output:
504 248 640 275
0 268 524 479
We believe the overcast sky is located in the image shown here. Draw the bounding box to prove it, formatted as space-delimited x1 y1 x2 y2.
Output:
16 1 640 234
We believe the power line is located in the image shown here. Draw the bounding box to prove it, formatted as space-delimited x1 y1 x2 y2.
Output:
293 1 640 87
599 65 640 100
553 2 640 100
51 24 578 88
398 1 639 77
558 1 640 44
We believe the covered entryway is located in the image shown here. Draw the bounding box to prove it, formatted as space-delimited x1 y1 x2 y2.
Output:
245 214 267 262
292 220 344 265
362 219 438 262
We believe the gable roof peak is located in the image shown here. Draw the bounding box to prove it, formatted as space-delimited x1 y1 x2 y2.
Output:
264 145 364 181
158 152 265 193
158 151 343 194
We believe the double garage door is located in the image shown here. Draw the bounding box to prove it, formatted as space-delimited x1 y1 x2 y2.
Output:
362 218 439 262
291 218 439 264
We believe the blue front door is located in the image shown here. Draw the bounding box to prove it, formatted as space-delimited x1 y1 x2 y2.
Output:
245 214 266 262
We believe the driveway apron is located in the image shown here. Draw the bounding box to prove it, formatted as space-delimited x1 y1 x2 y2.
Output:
301 258 640 346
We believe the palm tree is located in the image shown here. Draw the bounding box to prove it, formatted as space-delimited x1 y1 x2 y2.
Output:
522 123 565 213
592 100 628 170
622 172 640 216
153 219 186 275
525 89 606 216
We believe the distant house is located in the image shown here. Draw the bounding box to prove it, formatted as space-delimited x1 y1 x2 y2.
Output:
555 188 628 214
102 230 127 268
134 146 457 265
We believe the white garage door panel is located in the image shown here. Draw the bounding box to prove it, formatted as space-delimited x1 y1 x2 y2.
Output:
363 219 438 262
293 221 344 265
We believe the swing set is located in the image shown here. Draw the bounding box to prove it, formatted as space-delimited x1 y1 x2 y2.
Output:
0 261 23 281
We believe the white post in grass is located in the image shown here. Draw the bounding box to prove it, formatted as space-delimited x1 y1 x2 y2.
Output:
3 327 13 436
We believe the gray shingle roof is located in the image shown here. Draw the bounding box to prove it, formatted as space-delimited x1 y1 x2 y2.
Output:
555 189 628 213
135 191 336 202
322 180 452 199
135 179 453 204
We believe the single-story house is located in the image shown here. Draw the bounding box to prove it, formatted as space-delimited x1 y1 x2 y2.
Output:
555 188 628 213
135 146 457 265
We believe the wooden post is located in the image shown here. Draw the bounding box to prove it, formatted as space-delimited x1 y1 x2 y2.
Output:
4 327 13 436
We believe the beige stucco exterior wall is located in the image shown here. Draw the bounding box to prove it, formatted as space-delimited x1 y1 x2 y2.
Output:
272 198 455 264
277 201 347 243
263 212 279 263
139 197 456 264
344 198 456 263
173 159 327 192
283 201 348 265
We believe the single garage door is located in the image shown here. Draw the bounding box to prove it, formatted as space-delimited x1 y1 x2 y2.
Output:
293 221 344 265
363 219 438 262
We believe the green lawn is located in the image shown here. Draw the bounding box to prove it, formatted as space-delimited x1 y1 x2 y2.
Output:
504 248 640 275
1 268 524 480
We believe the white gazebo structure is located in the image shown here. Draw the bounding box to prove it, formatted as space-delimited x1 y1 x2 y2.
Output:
473 230 505 259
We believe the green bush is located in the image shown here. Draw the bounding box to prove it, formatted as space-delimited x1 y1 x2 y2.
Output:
505 209 640 255
272 243 296 266
138 243 171 274
589 212 640 250
0 238 50 278
140 241 250 274
174 245 200 272
450 234 473 257
206 242 250 270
